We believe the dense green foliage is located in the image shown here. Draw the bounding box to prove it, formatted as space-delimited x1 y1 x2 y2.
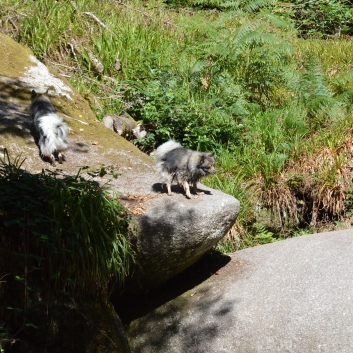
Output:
290 0 353 38
164 0 274 11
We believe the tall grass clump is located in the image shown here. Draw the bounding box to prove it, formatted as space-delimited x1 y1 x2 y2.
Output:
0 151 135 336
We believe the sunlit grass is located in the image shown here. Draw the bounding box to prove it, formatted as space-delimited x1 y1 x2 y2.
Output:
294 38 353 74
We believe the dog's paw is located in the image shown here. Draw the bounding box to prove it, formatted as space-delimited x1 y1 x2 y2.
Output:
186 193 198 199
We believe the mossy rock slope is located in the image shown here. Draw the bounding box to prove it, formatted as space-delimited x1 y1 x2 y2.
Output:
0 33 154 184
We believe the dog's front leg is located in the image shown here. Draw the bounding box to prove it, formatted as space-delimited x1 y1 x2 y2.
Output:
183 180 195 199
166 183 173 196
193 182 204 195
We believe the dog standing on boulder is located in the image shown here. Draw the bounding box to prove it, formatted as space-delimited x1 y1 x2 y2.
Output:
30 90 68 166
155 139 216 199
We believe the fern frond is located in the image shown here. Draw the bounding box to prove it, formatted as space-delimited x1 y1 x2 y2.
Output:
189 0 273 11
298 57 333 101
296 56 347 126
261 12 294 30
243 0 274 13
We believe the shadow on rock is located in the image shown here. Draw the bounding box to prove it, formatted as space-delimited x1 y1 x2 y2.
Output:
0 79 33 139
152 183 212 196
124 276 236 353
113 251 231 325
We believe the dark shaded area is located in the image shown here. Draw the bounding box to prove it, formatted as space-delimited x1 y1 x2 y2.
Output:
124 281 237 353
114 188 237 301
71 142 90 153
152 181 185 195
113 200 201 300
0 156 136 352
175 295 235 353
4 300 131 353
0 79 33 138
112 250 231 325
138 200 197 249
113 184 238 309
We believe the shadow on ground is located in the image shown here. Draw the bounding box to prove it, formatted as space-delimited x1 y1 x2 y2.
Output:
117 252 237 353
0 79 33 138
112 250 231 325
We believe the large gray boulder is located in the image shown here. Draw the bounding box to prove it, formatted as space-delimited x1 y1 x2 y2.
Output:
118 181 239 293
126 228 353 353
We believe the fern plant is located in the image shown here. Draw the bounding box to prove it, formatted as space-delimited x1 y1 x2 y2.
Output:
197 15 295 105
296 57 345 128
165 0 274 12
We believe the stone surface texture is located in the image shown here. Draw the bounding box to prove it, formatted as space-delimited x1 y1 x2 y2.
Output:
127 229 353 353
124 184 240 292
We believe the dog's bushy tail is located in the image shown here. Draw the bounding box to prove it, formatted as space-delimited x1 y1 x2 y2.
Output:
154 139 181 163
38 113 68 156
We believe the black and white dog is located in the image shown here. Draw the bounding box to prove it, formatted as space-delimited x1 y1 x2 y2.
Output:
30 90 68 166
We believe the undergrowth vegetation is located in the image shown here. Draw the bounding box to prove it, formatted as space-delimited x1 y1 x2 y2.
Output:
0 151 134 347
1 0 353 252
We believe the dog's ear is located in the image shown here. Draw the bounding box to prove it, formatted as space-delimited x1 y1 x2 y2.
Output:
44 89 49 96
31 90 36 98
209 152 214 157
197 155 205 168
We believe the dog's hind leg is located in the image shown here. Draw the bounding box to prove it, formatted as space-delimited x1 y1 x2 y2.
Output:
193 182 204 195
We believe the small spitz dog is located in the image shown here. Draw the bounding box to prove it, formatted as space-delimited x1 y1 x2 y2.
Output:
155 139 216 199
30 90 68 166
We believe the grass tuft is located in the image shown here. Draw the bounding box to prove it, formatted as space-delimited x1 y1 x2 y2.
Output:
0 150 135 318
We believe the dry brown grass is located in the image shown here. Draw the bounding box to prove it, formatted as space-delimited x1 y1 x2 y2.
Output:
256 137 353 230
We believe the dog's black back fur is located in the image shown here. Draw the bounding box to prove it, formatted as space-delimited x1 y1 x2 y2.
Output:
162 148 187 174
31 99 55 118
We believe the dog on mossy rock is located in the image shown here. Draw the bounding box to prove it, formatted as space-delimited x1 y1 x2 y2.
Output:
30 90 68 167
